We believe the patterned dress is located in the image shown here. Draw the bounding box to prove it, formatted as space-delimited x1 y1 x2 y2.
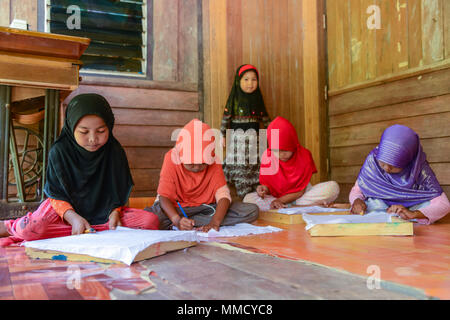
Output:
220 64 270 198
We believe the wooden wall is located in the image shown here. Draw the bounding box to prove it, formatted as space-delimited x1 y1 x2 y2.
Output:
64 0 202 197
327 0 449 92
0 0 38 31
327 0 450 202
1 0 202 198
202 0 328 184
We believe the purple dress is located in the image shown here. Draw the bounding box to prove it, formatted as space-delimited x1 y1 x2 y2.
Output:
357 125 443 207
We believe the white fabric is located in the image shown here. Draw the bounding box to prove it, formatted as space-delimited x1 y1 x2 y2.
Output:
196 223 283 238
24 224 284 265
23 227 199 265
302 211 395 230
277 206 349 215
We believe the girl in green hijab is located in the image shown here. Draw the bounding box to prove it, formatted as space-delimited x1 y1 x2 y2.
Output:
220 64 271 199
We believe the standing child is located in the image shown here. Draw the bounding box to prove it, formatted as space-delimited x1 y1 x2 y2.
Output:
243 116 340 211
350 124 450 224
146 119 259 231
0 94 159 246
221 64 271 199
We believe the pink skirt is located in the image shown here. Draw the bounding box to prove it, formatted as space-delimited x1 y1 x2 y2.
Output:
1 198 159 247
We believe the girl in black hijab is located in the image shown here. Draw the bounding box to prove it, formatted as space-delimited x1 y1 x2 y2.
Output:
0 94 158 245
220 64 271 199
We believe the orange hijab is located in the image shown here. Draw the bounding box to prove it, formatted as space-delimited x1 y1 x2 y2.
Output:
157 119 227 207
259 116 317 198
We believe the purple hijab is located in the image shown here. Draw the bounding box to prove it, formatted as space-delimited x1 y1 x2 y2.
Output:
357 125 443 207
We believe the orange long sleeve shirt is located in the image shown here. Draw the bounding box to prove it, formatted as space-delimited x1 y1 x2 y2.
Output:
49 198 122 220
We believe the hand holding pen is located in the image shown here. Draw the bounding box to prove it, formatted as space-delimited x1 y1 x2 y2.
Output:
176 201 195 230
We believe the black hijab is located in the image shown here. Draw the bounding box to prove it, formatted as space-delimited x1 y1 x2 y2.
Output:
44 94 133 225
223 64 269 131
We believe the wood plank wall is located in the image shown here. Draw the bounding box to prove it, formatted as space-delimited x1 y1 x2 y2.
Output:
327 0 450 202
1 0 203 198
203 0 328 184
0 0 38 31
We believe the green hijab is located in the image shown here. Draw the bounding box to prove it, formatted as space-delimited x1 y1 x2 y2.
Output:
223 64 269 131
44 94 133 225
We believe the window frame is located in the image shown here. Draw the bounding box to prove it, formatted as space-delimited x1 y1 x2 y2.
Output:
44 0 148 78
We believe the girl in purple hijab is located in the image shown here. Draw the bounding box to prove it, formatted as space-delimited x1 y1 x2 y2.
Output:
350 125 450 224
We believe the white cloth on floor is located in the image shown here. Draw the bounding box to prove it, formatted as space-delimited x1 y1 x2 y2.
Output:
277 206 349 215
302 211 395 230
23 226 199 265
196 223 283 238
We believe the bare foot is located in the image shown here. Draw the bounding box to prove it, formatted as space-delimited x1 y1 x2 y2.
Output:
0 221 10 237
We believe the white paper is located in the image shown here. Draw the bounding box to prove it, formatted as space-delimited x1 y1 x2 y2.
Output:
23 227 199 265
196 223 283 238
302 211 395 230
277 206 349 215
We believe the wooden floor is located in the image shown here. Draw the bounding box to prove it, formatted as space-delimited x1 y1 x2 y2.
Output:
0 204 449 300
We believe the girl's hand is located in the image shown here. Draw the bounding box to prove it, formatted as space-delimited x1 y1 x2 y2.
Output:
108 210 122 230
387 204 407 214
176 217 195 230
391 206 426 220
322 201 335 208
270 199 287 209
351 198 367 215
256 185 270 199
196 222 220 233
63 210 92 235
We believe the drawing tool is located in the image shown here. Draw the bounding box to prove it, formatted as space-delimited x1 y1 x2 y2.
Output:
176 201 188 218
177 201 196 228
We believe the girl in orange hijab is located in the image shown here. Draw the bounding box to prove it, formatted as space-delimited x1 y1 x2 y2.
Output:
244 116 340 211
145 119 259 231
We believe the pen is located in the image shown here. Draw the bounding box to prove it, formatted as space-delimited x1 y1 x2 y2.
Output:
177 201 196 228
176 201 188 218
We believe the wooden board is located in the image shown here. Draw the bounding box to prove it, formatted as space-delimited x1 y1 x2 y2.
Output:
0 52 80 90
124 147 169 169
308 217 413 237
25 241 197 264
0 26 89 60
113 126 178 147
258 209 351 225
64 85 199 111
329 94 450 129
330 112 450 148
128 197 156 209
331 163 450 185
329 68 450 116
